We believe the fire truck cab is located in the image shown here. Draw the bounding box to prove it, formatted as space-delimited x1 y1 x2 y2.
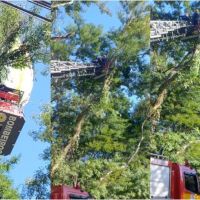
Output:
150 157 200 199
51 185 91 199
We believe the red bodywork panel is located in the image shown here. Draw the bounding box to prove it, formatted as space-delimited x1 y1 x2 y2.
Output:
51 185 90 199
0 91 20 103
0 101 22 116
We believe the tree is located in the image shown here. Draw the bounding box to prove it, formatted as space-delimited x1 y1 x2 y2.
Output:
0 157 20 199
50 2 150 198
0 3 50 80
148 1 200 172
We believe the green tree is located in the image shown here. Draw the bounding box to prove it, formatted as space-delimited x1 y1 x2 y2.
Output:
20 1 200 199
147 1 200 173
0 3 50 80
50 2 150 198
0 157 20 199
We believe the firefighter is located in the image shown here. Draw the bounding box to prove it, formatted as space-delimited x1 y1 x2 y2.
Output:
192 9 200 26
93 55 108 67
181 10 191 23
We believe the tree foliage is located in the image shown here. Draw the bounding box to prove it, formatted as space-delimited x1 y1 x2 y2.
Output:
0 3 50 81
149 1 200 173
0 157 20 199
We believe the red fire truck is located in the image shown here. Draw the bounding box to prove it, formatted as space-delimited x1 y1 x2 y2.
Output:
150 157 200 199
51 184 91 199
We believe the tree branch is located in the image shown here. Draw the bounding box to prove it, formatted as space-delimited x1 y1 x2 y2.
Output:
51 107 89 178
149 47 197 118
99 46 198 183
176 140 200 156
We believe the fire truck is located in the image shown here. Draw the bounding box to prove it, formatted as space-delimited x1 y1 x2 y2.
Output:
51 184 91 199
0 65 33 156
150 157 200 199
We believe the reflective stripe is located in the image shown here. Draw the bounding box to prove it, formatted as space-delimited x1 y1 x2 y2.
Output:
183 193 200 199
194 194 200 199
183 192 192 199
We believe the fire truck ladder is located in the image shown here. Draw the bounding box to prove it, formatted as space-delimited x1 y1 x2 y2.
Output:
150 20 198 42
0 0 51 23
51 60 101 79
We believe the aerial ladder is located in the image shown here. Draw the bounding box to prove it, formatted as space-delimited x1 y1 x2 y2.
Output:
150 19 200 42
50 58 108 79
52 19 200 79
0 60 33 156
2 2 199 42
0 0 77 156
0 0 99 79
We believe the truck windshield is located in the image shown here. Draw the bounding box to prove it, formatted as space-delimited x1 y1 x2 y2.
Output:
184 173 199 194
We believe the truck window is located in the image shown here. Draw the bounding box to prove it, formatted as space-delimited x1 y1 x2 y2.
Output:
184 173 198 194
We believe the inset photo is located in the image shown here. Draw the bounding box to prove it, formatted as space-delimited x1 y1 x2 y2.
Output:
0 1 50 199
51 1 150 199
150 1 200 199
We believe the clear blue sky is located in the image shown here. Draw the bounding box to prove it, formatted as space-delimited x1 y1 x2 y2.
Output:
83 2 121 32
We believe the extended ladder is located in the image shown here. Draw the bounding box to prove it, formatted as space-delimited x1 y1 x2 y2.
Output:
51 60 102 79
150 20 199 42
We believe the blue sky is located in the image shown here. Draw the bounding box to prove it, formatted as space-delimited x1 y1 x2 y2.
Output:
54 1 121 34
83 2 121 32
